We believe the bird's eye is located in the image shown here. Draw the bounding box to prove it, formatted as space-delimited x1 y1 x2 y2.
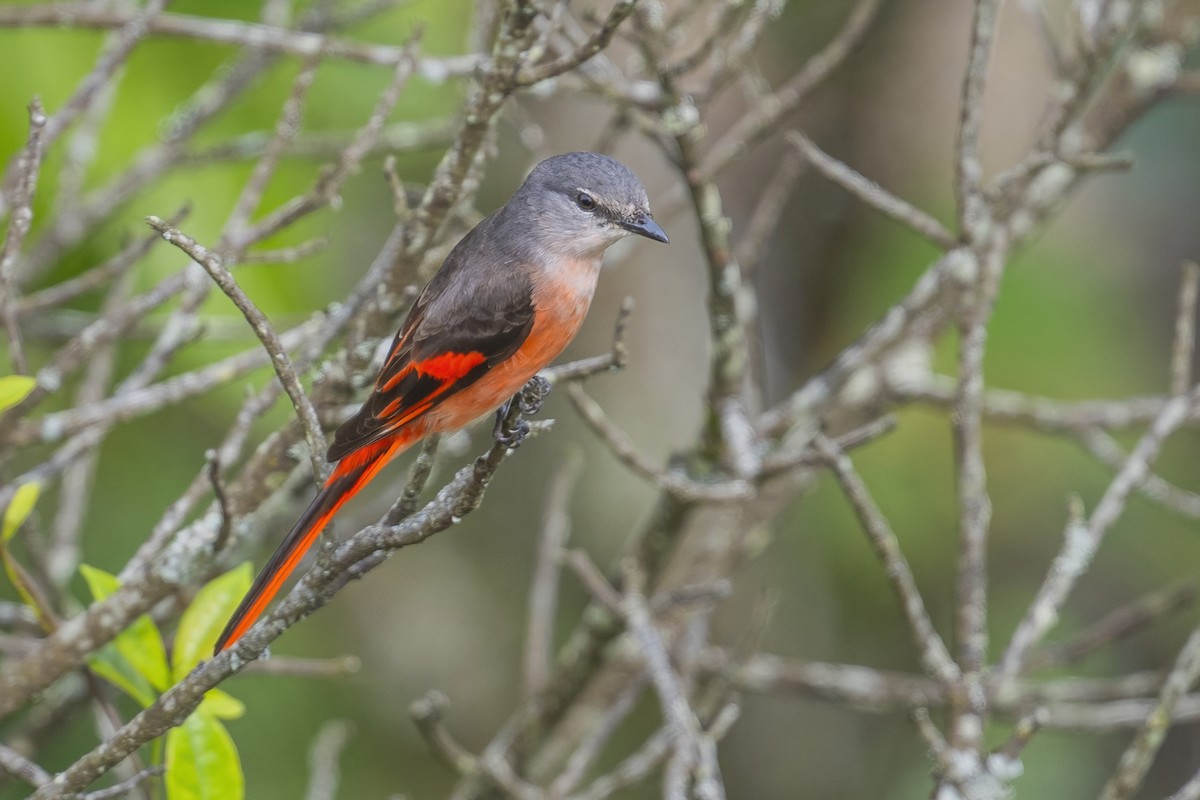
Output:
575 191 597 211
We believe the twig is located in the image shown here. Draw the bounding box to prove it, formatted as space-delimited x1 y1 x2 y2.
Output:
385 435 441 525
1027 582 1197 672
0 742 50 787
524 448 583 698
80 767 164 800
45 250 135 586
1168 767 1200 800
892 375 1190 433
955 0 1000 241
813 435 960 685
17 204 188 316
1099 626 1200 800
911 707 952 767
244 655 361 679
697 0 882 182
549 676 648 797
8 319 320 449
620 560 725 800
517 0 638 85
560 549 623 614
146 216 330 482
1170 262 1200 396
226 57 321 242
733 142 807 274
1077 428 1200 518
0 100 47 374
567 727 672 800
240 238 328 264
305 720 353 800
566 383 750 502
995 383 1200 695
205 450 234 553
411 691 478 775
949 227 1009 745
785 131 958 250
0 5 477 77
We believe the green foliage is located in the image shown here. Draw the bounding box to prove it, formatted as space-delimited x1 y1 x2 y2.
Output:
1 482 45 629
80 565 171 701
0 375 35 411
77 564 251 800
172 562 252 679
165 711 245 800
1 481 39 543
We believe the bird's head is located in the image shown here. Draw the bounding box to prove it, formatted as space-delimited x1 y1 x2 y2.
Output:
514 152 668 260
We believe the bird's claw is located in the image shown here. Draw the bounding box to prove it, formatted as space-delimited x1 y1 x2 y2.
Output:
494 417 531 449
492 375 551 449
519 375 551 415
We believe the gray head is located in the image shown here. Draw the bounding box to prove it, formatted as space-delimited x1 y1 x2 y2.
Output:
508 152 668 259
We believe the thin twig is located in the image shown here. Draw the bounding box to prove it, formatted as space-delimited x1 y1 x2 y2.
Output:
146 216 329 481
0 5 477 77
949 227 1009 747
79 767 164 800
955 0 1000 241
517 0 638 85
0 100 47 374
995 384 1200 694
1170 262 1200 396
786 131 957 250
524 448 584 698
813 435 960 685
0 743 50 787
1099 626 1200 800
305 720 353 800
1027 582 1197 672
620 560 725 800
244 655 361 679
561 549 623 614
566 383 750 502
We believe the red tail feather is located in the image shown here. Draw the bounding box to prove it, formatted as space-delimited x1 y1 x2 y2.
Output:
213 436 411 654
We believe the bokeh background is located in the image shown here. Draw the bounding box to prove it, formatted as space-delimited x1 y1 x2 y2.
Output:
2 0 1200 797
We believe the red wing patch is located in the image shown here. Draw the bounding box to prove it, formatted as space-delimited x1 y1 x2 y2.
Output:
415 351 486 381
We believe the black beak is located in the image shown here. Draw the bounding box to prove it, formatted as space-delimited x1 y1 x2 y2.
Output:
621 214 669 243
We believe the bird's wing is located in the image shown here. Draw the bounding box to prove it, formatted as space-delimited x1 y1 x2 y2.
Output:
326 262 536 462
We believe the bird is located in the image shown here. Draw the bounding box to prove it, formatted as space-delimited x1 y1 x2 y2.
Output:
214 152 668 654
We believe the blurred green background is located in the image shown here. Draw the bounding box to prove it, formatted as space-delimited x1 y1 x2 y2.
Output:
2 0 1200 797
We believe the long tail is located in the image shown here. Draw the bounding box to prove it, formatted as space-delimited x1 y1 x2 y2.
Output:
213 435 411 654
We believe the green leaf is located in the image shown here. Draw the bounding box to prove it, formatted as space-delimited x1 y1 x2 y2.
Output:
0 375 35 411
87 649 159 708
165 711 244 800
173 564 252 680
197 688 245 720
2 482 40 542
79 564 171 696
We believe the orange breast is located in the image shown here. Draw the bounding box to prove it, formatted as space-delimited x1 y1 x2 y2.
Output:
422 257 602 434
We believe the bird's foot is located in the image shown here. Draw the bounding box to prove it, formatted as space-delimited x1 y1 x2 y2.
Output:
493 375 552 449
518 375 551 414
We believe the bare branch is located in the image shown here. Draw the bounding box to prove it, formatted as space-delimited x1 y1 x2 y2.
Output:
524 447 583 698
786 131 958 250
516 0 638 85
0 100 47 374
146 216 330 482
996 384 1200 694
1171 262 1200 396
1099 626 1200 800
305 720 353 800
814 435 960 685
0 4 477 77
